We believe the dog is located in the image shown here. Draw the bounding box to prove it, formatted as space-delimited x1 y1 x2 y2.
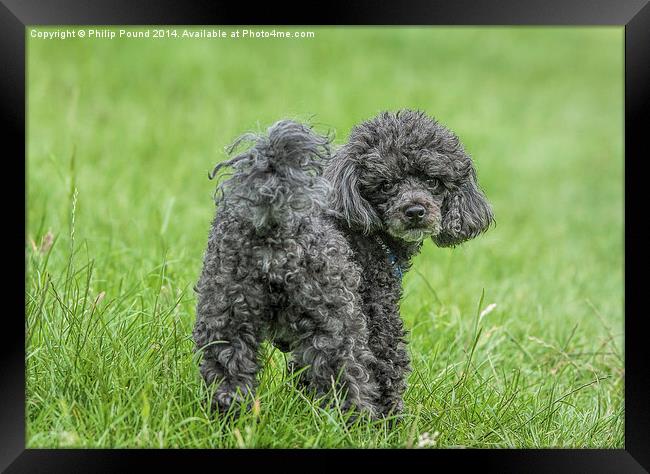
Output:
193 110 493 418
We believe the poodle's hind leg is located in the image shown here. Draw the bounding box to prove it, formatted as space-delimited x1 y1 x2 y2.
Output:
373 342 410 418
193 284 266 416
287 281 379 418
366 306 411 419
291 330 377 417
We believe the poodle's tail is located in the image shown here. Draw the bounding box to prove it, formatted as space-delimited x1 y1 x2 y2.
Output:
210 120 332 232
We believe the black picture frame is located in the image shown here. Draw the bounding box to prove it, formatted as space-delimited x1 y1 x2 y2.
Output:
4 0 648 472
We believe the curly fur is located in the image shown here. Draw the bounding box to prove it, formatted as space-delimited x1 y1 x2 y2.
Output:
194 120 379 416
193 111 493 419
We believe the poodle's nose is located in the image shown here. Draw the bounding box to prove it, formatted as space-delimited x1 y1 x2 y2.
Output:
404 204 426 221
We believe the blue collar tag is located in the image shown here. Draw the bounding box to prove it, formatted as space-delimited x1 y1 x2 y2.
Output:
376 236 404 282
387 251 403 281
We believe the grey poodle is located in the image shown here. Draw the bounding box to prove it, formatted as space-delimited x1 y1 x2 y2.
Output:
193 110 493 419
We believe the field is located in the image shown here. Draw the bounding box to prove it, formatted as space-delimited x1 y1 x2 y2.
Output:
26 27 624 448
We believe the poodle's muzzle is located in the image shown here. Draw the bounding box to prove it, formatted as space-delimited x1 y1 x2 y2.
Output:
385 187 443 243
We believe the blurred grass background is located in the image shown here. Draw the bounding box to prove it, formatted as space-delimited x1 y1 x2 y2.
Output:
26 27 623 448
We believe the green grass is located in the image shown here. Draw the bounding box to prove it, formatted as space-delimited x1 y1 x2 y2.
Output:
26 27 624 448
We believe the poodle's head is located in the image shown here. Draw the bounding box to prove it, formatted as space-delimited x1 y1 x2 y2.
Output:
325 110 493 247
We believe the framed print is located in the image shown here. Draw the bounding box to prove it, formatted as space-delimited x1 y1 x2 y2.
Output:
4 0 649 471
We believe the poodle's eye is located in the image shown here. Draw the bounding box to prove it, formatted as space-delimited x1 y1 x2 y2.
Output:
427 177 441 189
381 182 396 193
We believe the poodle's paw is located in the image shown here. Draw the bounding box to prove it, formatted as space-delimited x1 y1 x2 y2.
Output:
383 411 405 428
313 395 379 423
211 388 247 416
377 400 405 427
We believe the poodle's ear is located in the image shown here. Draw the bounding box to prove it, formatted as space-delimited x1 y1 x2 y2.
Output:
433 167 493 247
325 148 379 234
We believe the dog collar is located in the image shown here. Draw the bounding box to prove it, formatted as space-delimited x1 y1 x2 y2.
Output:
375 236 404 281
